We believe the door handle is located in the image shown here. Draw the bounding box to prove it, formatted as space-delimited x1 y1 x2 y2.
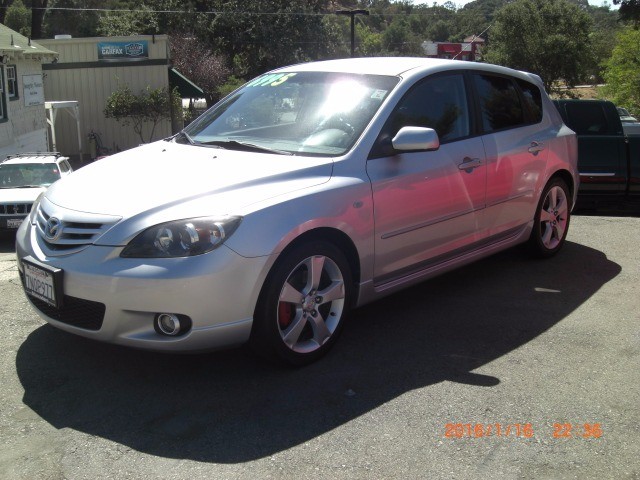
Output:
528 141 544 156
458 157 483 172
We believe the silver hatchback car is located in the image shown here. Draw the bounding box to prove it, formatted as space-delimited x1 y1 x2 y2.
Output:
16 58 578 365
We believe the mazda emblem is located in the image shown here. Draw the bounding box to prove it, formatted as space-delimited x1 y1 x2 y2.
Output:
45 217 63 241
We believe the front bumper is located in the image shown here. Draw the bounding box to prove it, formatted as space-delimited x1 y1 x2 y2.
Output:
16 220 272 352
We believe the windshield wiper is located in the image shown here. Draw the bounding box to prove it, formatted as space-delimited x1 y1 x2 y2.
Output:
6 185 45 189
198 140 292 156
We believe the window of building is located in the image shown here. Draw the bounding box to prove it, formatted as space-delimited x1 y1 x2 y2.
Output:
7 65 18 100
0 67 7 122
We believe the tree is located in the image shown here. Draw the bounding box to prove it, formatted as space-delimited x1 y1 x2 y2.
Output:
0 0 15 24
600 28 640 114
382 17 423 55
586 4 623 84
614 0 640 26
5 0 30 36
203 0 339 80
484 0 593 94
97 4 158 36
44 0 110 38
170 35 231 107
104 85 181 143
30 0 47 38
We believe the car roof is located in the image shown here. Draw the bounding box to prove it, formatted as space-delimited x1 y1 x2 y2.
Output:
271 57 539 83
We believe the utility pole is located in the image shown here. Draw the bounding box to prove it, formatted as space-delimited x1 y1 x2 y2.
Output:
336 9 369 58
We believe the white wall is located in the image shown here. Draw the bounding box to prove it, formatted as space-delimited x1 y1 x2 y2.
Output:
0 58 49 158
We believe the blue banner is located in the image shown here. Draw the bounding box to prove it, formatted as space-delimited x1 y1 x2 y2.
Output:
98 41 149 61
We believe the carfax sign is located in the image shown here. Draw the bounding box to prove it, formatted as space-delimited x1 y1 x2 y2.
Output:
97 41 149 61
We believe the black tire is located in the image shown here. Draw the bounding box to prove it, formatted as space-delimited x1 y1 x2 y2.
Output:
528 177 571 258
250 241 353 366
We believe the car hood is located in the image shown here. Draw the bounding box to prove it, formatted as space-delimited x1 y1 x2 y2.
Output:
45 141 334 220
0 186 46 203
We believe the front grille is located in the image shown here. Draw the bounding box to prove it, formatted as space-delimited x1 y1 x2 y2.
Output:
0 203 32 215
27 292 106 331
34 202 120 255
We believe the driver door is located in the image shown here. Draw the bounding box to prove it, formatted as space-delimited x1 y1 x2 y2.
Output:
366 72 487 284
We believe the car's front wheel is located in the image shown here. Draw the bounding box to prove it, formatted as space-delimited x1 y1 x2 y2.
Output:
528 177 571 258
251 241 353 365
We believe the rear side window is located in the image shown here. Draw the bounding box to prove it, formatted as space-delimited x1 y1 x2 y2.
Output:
473 74 524 132
516 79 543 123
563 102 609 135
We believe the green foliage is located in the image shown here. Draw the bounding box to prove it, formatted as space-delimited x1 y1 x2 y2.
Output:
5 0 31 36
600 28 640 114
217 76 246 99
97 4 159 36
614 0 640 26
104 85 181 143
484 0 593 93
27 0 627 102
204 0 338 80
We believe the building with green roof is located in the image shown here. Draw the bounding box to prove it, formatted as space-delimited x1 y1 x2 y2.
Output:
0 23 58 159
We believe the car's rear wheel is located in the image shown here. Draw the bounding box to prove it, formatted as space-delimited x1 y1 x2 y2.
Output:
528 177 571 258
251 241 352 366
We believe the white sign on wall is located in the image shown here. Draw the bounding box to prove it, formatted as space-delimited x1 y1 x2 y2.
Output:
23 74 45 106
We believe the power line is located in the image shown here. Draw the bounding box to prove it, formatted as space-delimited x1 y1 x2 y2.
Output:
23 6 473 17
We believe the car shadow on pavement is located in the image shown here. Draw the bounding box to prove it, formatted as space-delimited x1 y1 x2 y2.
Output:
15 241 620 463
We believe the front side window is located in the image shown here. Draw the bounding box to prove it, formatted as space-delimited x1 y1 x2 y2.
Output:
473 74 524 132
370 73 470 158
184 72 399 156
390 73 469 142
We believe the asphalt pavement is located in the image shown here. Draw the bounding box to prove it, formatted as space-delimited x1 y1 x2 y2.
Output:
0 214 638 479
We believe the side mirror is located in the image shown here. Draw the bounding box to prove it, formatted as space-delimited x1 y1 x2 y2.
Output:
391 127 440 152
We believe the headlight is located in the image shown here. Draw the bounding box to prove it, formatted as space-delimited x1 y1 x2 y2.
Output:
121 216 242 258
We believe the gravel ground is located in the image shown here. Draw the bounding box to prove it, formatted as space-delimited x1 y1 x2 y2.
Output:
0 214 638 479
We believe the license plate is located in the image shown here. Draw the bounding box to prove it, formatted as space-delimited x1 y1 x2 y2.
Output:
7 218 23 229
22 257 63 309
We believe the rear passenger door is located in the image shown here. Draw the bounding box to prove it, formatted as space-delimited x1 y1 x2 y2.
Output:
472 73 549 234
367 72 487 284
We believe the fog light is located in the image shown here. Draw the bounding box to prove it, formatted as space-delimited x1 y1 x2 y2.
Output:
154 313 191 336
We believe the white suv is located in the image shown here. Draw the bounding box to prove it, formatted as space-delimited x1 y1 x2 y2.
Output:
1 153 72 231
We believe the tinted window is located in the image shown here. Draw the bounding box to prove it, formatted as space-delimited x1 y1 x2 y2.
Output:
564 102 609 135
384 73 470 142
473 74 524 132
516 79 543 123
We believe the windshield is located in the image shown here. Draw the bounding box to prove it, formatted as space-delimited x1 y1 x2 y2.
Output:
0 163 61 188
183 72 399 156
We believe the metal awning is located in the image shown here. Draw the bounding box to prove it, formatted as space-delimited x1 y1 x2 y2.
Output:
169 68 204 98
